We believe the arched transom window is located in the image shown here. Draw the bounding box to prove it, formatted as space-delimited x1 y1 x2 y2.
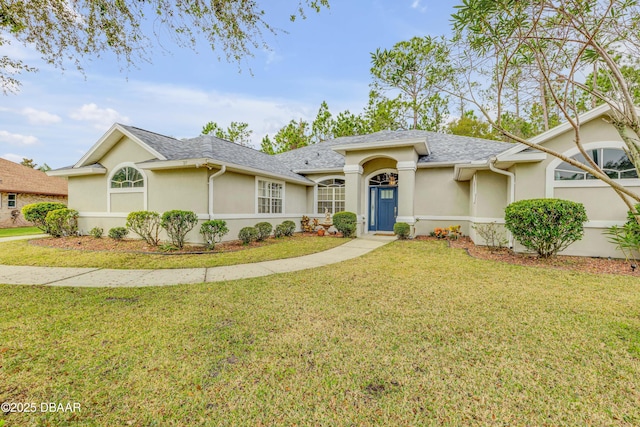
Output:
369 172 398 186
317 179 345 214
111 166 144 188
555 148 638 181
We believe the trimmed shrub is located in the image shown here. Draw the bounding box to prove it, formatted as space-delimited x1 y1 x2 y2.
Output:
255 222 273 241
89 227 104 238
504 198 587 258
238 226 258 244
108 227 128 240
126 211 161 246
394 222 410 240
22 202 67 234
274 223 287 238
280 220 296 237
200 220 229 250
332 211 357 238
161 210 198 249
45 208 79 237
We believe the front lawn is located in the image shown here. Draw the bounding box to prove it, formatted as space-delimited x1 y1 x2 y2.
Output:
1 240 639 426
0 226 42 238
0 235 345 269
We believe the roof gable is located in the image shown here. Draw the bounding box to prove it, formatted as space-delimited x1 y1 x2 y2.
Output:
0 158 68 196
75 124 167 168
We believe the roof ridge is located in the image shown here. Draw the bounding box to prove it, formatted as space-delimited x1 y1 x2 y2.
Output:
118 123 182 141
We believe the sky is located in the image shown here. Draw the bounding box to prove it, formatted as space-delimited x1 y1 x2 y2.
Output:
0 1 457 169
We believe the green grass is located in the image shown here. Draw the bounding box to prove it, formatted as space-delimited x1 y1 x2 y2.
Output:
0 226 42 237
1 240 640 426
0 235 345 269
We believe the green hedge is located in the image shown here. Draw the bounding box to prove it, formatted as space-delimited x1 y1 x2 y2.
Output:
255 222 273 241
22 202 67 234
238 226 258 244
394 222 410 240
160 210 198 249
45 208 79 237
504 198 587 258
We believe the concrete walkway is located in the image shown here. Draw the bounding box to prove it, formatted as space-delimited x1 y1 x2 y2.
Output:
0 235 395 287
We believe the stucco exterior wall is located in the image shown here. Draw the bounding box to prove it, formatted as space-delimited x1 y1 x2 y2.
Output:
285 182 308 214
414 167 470 217
475 170 509 219
0 193 67 228
110 192 144 213
68 175 106 212
212 172 255 214
147 168 208 214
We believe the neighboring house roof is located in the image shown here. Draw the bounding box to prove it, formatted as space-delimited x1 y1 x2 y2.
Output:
0 158 68 196
276 130 513 172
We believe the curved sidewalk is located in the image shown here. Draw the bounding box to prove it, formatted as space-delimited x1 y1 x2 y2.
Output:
0 235 395 287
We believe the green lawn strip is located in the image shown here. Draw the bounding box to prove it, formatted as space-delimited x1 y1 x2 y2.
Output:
0 226 42 237
0 236 345 269
1 240 639 426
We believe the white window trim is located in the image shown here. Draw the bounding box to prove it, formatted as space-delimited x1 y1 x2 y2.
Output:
107 162 148 213
545 141 640 197
7 193 16 208
255 176 285 215
312 175 346 214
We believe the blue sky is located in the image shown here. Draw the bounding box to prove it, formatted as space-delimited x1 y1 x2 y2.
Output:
0 1 457 169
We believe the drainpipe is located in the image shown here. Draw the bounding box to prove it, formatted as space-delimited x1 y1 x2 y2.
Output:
488 157 515 248
208 165 226 220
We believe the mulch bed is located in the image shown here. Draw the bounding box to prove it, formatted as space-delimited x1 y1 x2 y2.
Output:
416 236 640 277
29 232 343 255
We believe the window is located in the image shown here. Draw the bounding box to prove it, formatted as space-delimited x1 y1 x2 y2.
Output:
111 166 144 188
555 148 638 181
317 179 345 214
257 179 283 214
7 193 16 208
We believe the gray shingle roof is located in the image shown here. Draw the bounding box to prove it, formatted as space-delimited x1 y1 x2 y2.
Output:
121 125 310 182
276 130 513 171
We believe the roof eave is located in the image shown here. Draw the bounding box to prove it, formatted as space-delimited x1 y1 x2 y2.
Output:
331 138 429 156
47 167 106 177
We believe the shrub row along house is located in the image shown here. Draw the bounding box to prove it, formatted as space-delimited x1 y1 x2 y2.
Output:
0 158 68 228
48 104 638 258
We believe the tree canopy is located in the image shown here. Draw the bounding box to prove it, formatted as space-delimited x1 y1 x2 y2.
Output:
0 0 329 92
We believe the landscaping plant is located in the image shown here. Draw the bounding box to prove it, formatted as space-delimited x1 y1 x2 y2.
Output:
21 202 67 234
332 211 357 237
604 206 640 268
279 220 296 237
472 222 508 252
238 226 258 244
108 227 128 240
200 220 229 250
394 222 411 239
505 199 587 258
160 210 198 249
126 211 161 246
255 222 273 241
44 208 79 237
89 227 104 238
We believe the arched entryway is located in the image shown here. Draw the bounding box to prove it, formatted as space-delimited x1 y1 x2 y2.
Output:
368 171 398 232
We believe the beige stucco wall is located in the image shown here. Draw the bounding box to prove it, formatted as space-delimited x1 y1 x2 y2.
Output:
68 175 106 211
147 168 208 214
414 167 470 217
110 192 144 213
0 193 67 228
212 172 255 214
286 182 308 214
475 170 509 219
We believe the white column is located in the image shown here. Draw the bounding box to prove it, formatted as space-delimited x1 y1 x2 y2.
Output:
343 164 364 236
396 161 416 232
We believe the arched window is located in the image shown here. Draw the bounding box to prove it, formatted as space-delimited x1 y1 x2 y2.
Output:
369 172 398 186
555 148 638 181
111 166 145 188
317 178 345 213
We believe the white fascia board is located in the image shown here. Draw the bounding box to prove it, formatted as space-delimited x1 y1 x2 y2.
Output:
331 138 429 156
47 166 107 177
139 158 314 186
454 163 489 181
496 152 547 163
416 161 464 168
293 167 344 175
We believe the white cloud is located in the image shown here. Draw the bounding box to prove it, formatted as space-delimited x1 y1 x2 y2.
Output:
0 130 38 145
1 153 26 163
411 0 427 12
69 103 130 129
21 107 62 125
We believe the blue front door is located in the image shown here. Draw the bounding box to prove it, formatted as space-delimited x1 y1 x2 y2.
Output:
369 186 398 231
